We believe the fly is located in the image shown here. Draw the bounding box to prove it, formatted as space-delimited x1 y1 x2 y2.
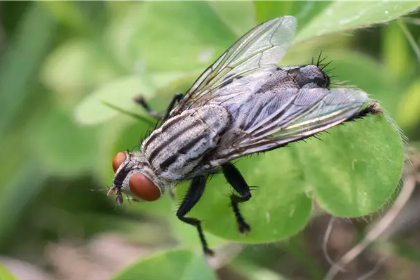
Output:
107 16 381 255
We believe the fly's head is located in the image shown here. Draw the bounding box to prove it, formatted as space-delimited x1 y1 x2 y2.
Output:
287 64 330 89
108 151 162 204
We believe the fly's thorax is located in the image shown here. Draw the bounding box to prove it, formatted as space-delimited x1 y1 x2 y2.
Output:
141 105 230 180
109 151 172 203
284 65 330 89
251 65 330 95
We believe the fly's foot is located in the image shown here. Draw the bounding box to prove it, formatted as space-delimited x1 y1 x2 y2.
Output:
230 193 252 234
204 248 215 256
238 221 251 234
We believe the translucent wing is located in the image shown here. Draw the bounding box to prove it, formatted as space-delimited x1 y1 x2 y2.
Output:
170 16 297 116
211 88 370 165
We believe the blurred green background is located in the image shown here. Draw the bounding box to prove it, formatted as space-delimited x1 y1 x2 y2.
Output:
0 1 420 280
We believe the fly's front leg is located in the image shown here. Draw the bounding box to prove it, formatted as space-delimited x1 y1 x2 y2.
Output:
222 163 253 233
176 176 213 255
162 93 183 121
134 93 183 121
134 96 163 119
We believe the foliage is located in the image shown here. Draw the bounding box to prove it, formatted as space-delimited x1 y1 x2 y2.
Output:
0 1 419 279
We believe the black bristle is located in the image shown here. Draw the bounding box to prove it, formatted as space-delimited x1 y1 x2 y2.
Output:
320 60 332 70
316 51 323 67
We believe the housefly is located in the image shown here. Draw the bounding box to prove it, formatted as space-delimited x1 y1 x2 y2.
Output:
107 16 381 255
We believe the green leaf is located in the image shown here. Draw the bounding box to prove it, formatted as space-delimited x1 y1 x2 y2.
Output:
40 2 89 33
111 250 217 280
397 80 420 131
300 115 404 216
103 2 147 72
35 108 98 176
382 21 411 79
177 114 404 243
41 39 119 96
74 72 187 125
255 1 331 29
127 2 236 72
231 260 289 280
293 1 420 43
208 2 256 36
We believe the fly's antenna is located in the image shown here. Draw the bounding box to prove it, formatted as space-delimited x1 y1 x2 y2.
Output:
88 186 109 193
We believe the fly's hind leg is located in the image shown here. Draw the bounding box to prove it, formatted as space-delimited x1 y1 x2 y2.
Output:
134 93 183 121
176 176 213 255
222 163 253 233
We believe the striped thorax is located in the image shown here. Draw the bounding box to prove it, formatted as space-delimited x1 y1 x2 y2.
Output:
109 104 230 202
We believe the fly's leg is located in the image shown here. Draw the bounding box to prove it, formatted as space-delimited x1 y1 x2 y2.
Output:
162 93 183 121
133 96 163 119
230 194 251 233
134 93 183 121
176 176 213 255
222 163 252 233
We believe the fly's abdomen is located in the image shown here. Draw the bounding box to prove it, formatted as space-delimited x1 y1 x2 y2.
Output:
142 105 230 180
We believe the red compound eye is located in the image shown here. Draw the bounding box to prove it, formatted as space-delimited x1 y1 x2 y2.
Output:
112 152 126 172
129 172 161 201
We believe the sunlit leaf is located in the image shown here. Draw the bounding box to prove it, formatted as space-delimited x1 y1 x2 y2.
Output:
40 2 88 33
41 39 119 96
293 1 420 43
74 72 188 125
397 80 420 130
382 21 411 79
208 2 256 36
231 260 289 280
255 1 331 29
127 2 235 72
111 250 217 280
